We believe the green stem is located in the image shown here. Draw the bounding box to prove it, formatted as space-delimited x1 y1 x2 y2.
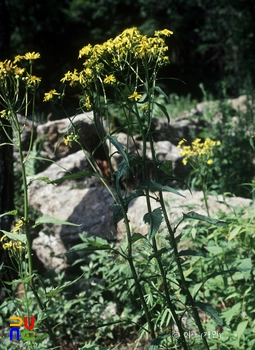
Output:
119 196 155 338
148 135 209 350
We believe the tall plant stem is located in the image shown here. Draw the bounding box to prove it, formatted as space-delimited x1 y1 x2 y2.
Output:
119 196 155 338
148 135 210 350
13 111 33 279
13 109 58 347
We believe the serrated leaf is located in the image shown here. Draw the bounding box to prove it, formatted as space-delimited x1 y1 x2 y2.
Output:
178 249 209 258
183 211 228 226
0 210 17 218
194 301 228 327
107 135 129 164
138 180 184 197
33 216 81 228
144 208 163 240
0 230 27 244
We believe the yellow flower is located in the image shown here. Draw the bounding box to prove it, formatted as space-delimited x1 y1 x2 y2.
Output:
14 55 24 63
60 69 79 86
14 67 25 78
78 44 93 58
12 219 24 234
177 138 187 148
140 103 148 111
128 91 142 101
63 133 78 148
26 74 41 86
23 52 41 60
154 29 173 37
104 74 116 85
43 89 60 102
178 137 220 166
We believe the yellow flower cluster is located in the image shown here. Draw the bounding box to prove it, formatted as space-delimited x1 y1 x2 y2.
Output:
63 132 78 148
60 28 172 110
0 53 41 86
0 220 25 251
43 89 61 102
177 138 221 166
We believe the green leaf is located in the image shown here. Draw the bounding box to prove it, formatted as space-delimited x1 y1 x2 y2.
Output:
183 211 228 226
0 210 17 218
159 161 173 176
69 241 111 253
238 258 252 280
144 208 163 240
4 275 34 285
33 216 81 228
228 226 243 241
154 85 169 103
194 301 229 327
154 102 170 123
131 232 146 243
0 230 27 244
50 170 92 184
125 189 144 206
112 203 124 229
236 320 248 340
27 176 52 186
178 249 209 258
116 158 128 193
205 246 223 255
138 180 185 197
149 333 171 349
46 274 84 297
149 247 170 260
107 135 129 164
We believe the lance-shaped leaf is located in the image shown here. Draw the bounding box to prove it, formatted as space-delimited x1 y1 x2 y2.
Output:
0 210 17 218
69 237 111 253
107 135 129 164
194 301 230 328
125 189 144 206
112 203 125 229
0 230 27 244
183 211 228 226
154 102 170 123
144 207 163 240
115 158 128 193
138 180 185 197
178 249 209 258
33 216 81 228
